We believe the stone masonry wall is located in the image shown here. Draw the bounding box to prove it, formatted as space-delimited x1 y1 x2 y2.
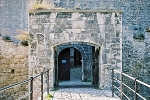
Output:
29 10 122 92
0 36 28 99
1 0 150 99
1 1 150 83
1 0 149 81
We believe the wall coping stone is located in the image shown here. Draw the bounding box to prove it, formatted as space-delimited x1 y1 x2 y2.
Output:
29 9 123 14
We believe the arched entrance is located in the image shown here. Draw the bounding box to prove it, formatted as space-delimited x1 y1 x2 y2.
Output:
58 48 82 81
54 42 100 88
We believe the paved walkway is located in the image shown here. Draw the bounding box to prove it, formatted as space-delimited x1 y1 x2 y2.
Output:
48 80 120 100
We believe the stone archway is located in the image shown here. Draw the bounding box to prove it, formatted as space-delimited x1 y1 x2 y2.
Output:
54 42 100 87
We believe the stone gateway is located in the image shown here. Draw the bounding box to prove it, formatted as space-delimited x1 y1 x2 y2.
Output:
0 0 150 99
29 9 122 90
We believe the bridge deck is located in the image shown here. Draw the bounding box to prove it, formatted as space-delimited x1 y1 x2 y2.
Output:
45 80 120 100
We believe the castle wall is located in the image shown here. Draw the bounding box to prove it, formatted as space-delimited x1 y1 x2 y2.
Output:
0 36 28 99
0 0 150 99
0 0 150 79
28 10 122 94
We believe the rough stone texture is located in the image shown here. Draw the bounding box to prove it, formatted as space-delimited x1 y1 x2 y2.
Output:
0 36 28 99
29 10 122 96
0 1 149 82
0 0 150 99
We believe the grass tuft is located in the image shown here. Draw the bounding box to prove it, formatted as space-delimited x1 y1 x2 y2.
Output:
46 93 53 100
15 30 29 41
29 1 54 11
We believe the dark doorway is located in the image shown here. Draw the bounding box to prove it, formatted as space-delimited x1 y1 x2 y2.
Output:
92 48 99 86
56 44 100 88
58 48 82 81
58 48 70 80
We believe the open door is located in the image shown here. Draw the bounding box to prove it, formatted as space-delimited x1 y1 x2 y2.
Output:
58 48 70 80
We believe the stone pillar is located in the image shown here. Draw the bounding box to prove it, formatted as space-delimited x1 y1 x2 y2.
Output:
50 46 55 89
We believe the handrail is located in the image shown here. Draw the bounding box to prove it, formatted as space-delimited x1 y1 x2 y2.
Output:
112 69 150 100
0 69 51 100
0 78 30 91
136 79 150 88
113 70 150 88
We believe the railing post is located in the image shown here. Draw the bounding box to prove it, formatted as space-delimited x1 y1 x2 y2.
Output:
41 72 43 100
30 77 33 100
134 78 137 100
112 69 114 97
47 69 49 94
120 72 123 100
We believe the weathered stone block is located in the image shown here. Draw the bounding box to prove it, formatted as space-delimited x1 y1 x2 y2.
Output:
72 21 85 29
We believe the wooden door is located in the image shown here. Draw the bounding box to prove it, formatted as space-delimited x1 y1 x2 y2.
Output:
58 48 70 80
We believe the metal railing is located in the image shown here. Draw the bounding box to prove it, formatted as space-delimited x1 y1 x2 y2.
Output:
0 69 50 100
112 69 150 100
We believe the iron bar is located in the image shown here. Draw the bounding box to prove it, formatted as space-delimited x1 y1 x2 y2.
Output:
122 82 135 93
134 78 137 100
47 69 50 94
122 92 130 100
30 77 33 100
136 92 146 100
113 85 121 91
0 79 30 91
136 80 150 88
121 72 123 100
112 69 114 97
114 77 121 82
33 73 41 79
1 68 149 100
0 69 51 100
41 72 43 100
112 70 150 100
122 73 135 80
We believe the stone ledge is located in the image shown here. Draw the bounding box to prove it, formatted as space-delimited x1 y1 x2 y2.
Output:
29 9 123 14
